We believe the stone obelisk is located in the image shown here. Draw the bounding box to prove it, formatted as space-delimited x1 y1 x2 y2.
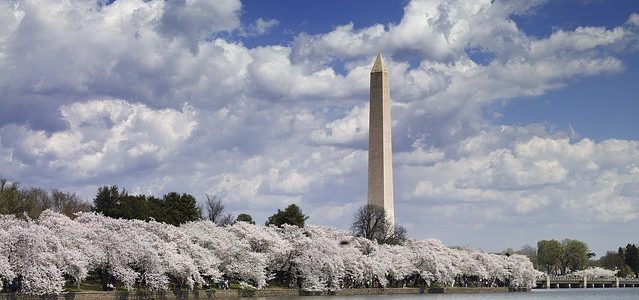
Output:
368 53 394 225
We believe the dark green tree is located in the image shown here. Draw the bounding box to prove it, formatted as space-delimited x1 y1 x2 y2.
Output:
265 204 308 227
624 244 639 275
537 240 563 274
0 178 26 217
118 194 152 220
93 186 201 226
161 192 202 226
236 213 255 224
147 196 167 222
598 251 625 271
93 185 124 218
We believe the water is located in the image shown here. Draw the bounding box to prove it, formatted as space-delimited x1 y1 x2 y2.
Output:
251 288 639 300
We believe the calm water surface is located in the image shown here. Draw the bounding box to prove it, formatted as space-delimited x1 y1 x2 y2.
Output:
250 288 639 300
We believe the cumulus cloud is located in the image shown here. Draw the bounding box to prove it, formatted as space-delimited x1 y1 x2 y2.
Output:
406 130 639 223
159 0 242 50
0 99 197 180
311 104 369 146
0 0 248 126
0 0 637 253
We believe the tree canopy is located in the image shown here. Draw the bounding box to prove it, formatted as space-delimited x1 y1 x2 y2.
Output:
598 251 625 271
236 213 255 225
561 239 590 274
537 240 564 274
624 244 639 275
265 204 308 227
93 185 201 225
0 177 91 219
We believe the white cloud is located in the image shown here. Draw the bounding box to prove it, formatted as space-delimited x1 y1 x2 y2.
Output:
395 147 445 165
530 26 628 59
0 99 197 178
309 201 360 222
247 45 358 100
0 0 637 254
406 130 639 223
292 23 387 63
240 18 279 37
514 195 549 215
311 104 369 145
0 1 23 45
159 0 242 50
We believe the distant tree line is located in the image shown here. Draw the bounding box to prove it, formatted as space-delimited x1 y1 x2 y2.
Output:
505 239 638 278
599 244 639 277
0 178 91 219
0 176 309 228
94 185 312 227
93 185 202 226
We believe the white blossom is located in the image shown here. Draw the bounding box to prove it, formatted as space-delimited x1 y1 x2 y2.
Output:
0 211 539 294
578 267 617 278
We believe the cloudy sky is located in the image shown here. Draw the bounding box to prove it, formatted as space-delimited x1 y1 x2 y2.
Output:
1 0 638 255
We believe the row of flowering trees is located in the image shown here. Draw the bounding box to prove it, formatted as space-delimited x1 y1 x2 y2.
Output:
0 211 540 295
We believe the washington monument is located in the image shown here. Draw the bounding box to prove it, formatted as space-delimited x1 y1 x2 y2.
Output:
368 53 394 225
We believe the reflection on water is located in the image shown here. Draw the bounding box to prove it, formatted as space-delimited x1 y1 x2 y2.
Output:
248 288 639 300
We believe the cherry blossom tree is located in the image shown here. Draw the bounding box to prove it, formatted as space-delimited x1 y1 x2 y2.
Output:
0 211 539 294
180 221 267 288
5 219 66 295
579 267 617 278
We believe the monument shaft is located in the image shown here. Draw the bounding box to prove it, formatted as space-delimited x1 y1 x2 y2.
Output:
368 54 394 225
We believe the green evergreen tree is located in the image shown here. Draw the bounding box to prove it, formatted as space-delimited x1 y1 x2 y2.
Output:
265 204 308 227
161 192 202 226
93 185 124 218
624 244 639 275
147 196 167 222
93 186 201 226
0 178 25 217
236 213 255 224
118 194 152 221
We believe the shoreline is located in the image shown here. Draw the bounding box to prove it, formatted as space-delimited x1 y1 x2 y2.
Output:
0 287 530 299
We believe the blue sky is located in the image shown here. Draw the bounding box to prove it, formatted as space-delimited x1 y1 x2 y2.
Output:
1 0 638 256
